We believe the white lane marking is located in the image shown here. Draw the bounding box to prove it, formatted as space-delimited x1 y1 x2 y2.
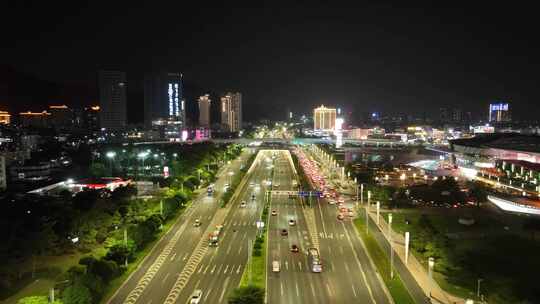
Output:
224 264 229 274
226 244 232 255
197 265 203 274
295 282 300 297
218 277 230 303
210 265 216 274
326 283 333 297
280 282 284 296
170 252 177 261
217 264 223 274
204 287 212 302
310 281 316 297
344 262 350 273
285 260 288 270
237 245 242 255
182 252 189 261
236 264 242 274
342 222 377 304
331 261 335 272
298 261 302 271
328 246 332 254
203 265 209 274
340 246 344 255
161 272 170 284
194 279 201 290
352 284 357 297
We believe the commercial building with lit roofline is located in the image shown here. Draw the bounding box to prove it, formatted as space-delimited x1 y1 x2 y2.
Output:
313 105 336 131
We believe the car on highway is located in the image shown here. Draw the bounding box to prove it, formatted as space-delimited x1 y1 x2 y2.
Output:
224 183 230 191
274 183 281 188
288 219 296 226
272 261 280 272
337 213 345 221
280 229 288 236
291 244 299 252
249 182 255 187
194 219 201 227
251 193 256 201
338 197 345 204
271 210 277 216
240 201 247 208
328 200 336 205
190 289 202 304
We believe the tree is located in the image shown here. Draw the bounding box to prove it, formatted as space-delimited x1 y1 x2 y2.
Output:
62 282 92 304
89 163 107 178
105 241 135 264
72 189 100 211
88 259 119 282
228 285 264 304
17 296 63 304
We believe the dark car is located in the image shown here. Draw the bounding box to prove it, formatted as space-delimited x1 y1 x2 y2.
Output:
291 244 299 252
280 229 288 236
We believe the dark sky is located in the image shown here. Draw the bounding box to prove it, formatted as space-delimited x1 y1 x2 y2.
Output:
2 2 539 122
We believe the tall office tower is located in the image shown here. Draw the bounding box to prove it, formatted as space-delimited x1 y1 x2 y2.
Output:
439 107 450 123
489 102 511 122
98 70 127 130
143 72 185 129
313 105 337 131
221 92 242 132
452 108 462 123
198 94 211 126
0 156 6 190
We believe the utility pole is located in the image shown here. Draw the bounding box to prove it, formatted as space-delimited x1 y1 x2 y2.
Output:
389 213 394 279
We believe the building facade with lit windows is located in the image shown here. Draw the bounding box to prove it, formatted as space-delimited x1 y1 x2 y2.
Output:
48 105 74 129
98 70 127 130
19 111 51 128
198 94 211 127
221 92 242 132
0 111 10 125
143 72 185 130
313 105 336 131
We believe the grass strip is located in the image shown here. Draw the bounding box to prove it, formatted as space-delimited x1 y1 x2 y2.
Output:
353 217 416 304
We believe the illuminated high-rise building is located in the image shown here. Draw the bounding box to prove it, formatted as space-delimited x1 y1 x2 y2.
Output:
98 70 127 130
144 72 185 129
313 105 336 131
0 111 11 125
198 94 211 127
489 102 511 122
221 92 242 132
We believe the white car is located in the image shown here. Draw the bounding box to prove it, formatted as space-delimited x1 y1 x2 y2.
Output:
240 201 247 208
272 260 280 273
288 219 296 226
190 289 202 304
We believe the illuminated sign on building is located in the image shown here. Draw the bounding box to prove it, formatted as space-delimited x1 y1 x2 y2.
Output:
489 102 510 122
168 82 181 117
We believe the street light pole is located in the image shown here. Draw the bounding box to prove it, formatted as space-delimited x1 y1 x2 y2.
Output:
428 257 435 279
477 278 483 298
389 213 394 279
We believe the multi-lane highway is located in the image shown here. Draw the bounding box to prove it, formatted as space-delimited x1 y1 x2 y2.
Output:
107 150 254 304
108 147 394 304
267 149 391 304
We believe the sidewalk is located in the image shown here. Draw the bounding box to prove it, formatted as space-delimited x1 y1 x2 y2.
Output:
368 210 464 304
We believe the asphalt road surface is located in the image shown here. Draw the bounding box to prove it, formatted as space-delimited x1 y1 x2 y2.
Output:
267 150 391 304
107 151 253 304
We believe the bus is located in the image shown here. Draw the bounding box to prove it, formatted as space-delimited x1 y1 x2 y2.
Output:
307 247 322 273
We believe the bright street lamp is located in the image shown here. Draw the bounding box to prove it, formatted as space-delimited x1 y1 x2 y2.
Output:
428 257 435 279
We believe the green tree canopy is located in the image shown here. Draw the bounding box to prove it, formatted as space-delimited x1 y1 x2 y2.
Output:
228 285 264 304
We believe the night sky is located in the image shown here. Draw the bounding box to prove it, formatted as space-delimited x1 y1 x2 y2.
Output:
2 2 539 122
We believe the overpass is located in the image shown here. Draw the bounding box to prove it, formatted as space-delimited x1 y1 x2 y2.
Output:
131 137 410 147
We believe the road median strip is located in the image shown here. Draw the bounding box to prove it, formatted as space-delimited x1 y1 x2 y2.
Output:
353 216 415 304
